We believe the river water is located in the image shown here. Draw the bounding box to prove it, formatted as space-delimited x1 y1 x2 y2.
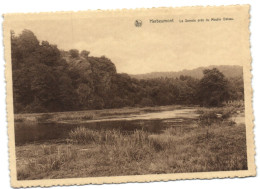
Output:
15 108 199 145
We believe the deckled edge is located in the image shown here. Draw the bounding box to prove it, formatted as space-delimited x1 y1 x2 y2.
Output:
3 13 17 188
2 4 256 188
2 4 252 17
246 4 257 177
3 14 14 189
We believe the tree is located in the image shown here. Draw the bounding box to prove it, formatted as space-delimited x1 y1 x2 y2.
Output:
197 68 229 107
37 41 60 66
228 76 244 101
11 29 40 70
57 74 77 111
16 29 39 57
80 50 90 58
69 49 79 58
140 98 154 107
11 29 243 113
76 83 92 108
30 63 58 111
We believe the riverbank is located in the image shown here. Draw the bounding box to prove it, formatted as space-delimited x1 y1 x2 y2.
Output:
16 121 247 180
14 105 247 180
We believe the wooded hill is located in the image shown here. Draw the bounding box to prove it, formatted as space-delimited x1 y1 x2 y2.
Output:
11 30 244 113
130 65 243 80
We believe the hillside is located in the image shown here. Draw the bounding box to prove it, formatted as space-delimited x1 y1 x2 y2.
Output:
11 30 244 113
130 65 243 79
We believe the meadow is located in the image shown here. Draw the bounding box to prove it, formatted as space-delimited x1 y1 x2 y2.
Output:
15 104 247 180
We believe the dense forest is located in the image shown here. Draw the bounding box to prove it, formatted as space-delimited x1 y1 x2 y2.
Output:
11 30 244 113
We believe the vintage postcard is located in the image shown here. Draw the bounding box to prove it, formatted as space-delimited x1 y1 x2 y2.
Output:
3 5 255 187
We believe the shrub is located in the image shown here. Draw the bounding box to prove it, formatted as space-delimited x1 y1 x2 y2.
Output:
198 106 236 126
198 110 219 126
221 107 235 119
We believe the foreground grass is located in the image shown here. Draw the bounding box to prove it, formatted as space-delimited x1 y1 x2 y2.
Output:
16 121 247 180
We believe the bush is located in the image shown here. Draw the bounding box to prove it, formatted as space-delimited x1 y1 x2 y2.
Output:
198 106 236 126
221 107 235 119
198 110 219 126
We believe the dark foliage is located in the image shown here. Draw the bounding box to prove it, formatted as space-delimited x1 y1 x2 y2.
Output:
11 30 244 113
197 68 229 106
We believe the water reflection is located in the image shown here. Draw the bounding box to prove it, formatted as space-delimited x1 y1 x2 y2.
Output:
15 108 198 145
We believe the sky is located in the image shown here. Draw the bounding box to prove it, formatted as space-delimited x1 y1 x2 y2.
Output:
8 9 246 74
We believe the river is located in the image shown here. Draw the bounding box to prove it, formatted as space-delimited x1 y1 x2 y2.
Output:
15 108 199 145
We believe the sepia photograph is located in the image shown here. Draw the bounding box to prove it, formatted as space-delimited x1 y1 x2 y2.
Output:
3 4 255 187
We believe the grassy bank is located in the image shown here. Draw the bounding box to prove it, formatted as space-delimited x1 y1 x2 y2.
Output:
16 119 247 180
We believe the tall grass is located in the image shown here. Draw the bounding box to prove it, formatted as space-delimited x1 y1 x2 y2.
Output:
68 126 186 165
68 127 173 152
16 116 247 180
69 127 99 144
17 145 78 180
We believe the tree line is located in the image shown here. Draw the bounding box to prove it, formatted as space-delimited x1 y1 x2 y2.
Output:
11 30 244 113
